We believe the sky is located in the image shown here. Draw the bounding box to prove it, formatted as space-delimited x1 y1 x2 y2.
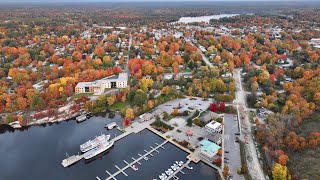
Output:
0 0 311 2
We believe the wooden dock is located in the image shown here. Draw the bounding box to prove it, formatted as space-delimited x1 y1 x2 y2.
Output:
105 140 168 180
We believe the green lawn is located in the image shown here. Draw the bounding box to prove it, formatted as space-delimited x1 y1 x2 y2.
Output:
72 92 94 98
109 101 128 114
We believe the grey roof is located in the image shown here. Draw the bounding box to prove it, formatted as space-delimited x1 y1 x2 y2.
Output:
200 111 219 123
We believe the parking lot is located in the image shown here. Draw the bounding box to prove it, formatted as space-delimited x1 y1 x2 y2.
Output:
223 114 244 180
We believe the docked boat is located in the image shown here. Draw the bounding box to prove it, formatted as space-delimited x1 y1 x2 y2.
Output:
171 164 178 171
105 122 117 130
76 115 87 122
176 161 184 167
83 140 114 160
131 164 138 171
80 134 110 153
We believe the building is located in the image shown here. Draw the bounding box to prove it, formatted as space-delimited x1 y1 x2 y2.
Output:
198 139 221 161
199 111 219 124
205 121 222 134
75 73 128 94
205 133 222 145
139 109 163 122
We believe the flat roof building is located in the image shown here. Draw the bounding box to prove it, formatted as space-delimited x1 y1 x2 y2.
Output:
205 121 222 134
198 139 221 161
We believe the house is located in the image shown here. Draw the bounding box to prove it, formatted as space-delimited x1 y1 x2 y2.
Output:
75 73 128 94
139 109 163 122
199 111 219 124
198 139 221 161
205 121 222 134
206 133 222 145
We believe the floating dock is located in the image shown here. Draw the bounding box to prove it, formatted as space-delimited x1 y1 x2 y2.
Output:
61 154 83 167
105 140 168 180
165 160 192 180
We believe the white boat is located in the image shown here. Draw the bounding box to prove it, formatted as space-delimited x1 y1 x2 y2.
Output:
178 161 184 166
131 164 138 171
144 156 149 160
166 168 173 176
171 165 177 171
80 134 110 152
105 122 117 130
83 140 114 160
76 115 87 122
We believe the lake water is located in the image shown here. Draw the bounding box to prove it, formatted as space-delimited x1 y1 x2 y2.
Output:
0 115 217 180
173 14 239 24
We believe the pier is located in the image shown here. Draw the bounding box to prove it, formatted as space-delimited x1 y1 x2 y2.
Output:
61 154 83 167
165 160 192 180
105 140 168 180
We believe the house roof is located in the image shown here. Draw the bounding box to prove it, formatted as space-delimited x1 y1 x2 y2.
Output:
205 121 222 130
200 112 219 123
199 139 221 156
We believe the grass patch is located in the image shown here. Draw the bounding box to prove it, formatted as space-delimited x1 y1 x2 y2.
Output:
73 92 94 98
109 101 128 114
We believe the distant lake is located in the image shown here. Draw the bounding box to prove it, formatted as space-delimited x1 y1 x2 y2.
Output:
173 14 239 24
0 114 217 180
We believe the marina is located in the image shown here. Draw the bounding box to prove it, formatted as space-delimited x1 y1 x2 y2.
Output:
104 140 168 180
0 115 217 180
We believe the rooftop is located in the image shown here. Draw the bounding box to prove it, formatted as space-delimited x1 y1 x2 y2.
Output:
199 139 221 156
205 121 222 130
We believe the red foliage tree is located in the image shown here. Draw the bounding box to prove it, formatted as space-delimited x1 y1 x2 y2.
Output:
219 102 225 112
216 157 222 166
210 103 218 112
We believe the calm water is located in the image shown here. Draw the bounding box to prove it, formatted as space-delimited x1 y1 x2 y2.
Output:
0 115 217 180
173 14 239 24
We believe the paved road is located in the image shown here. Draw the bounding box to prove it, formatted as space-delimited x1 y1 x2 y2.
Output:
126 30 132 75
234 69 265 180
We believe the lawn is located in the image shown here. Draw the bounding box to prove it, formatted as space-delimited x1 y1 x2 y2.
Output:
72 92 94 98
109 101 128 114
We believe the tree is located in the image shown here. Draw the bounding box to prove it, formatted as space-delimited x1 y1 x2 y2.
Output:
219 102 225 112
278 154 289 166
125 108 134 120
272 163 289 180
223 165 229 177
147 100 153 109
172 108 178 116
210 103 218 112
107 95 116 106
215 157 222 166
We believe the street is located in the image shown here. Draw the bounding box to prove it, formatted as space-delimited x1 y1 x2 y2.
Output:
234 69 265 180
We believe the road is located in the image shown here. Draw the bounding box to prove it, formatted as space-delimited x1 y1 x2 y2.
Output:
234 69 265 180
125 29 132 75
184 37 213 67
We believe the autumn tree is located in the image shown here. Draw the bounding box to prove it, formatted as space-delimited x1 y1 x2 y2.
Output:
272 163 289 180
125 108 134 120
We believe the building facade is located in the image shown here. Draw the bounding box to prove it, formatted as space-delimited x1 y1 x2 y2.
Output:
75 73 128 94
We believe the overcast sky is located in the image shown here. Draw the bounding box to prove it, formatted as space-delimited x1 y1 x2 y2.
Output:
0 0 312 2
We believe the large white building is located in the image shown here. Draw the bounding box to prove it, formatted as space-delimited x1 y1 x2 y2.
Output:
75 73 128 94
205 121 222 134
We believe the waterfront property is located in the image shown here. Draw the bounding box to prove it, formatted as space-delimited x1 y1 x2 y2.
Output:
205 121 222 134
198 139 221 162
0 115 217 180
75 73 128 94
